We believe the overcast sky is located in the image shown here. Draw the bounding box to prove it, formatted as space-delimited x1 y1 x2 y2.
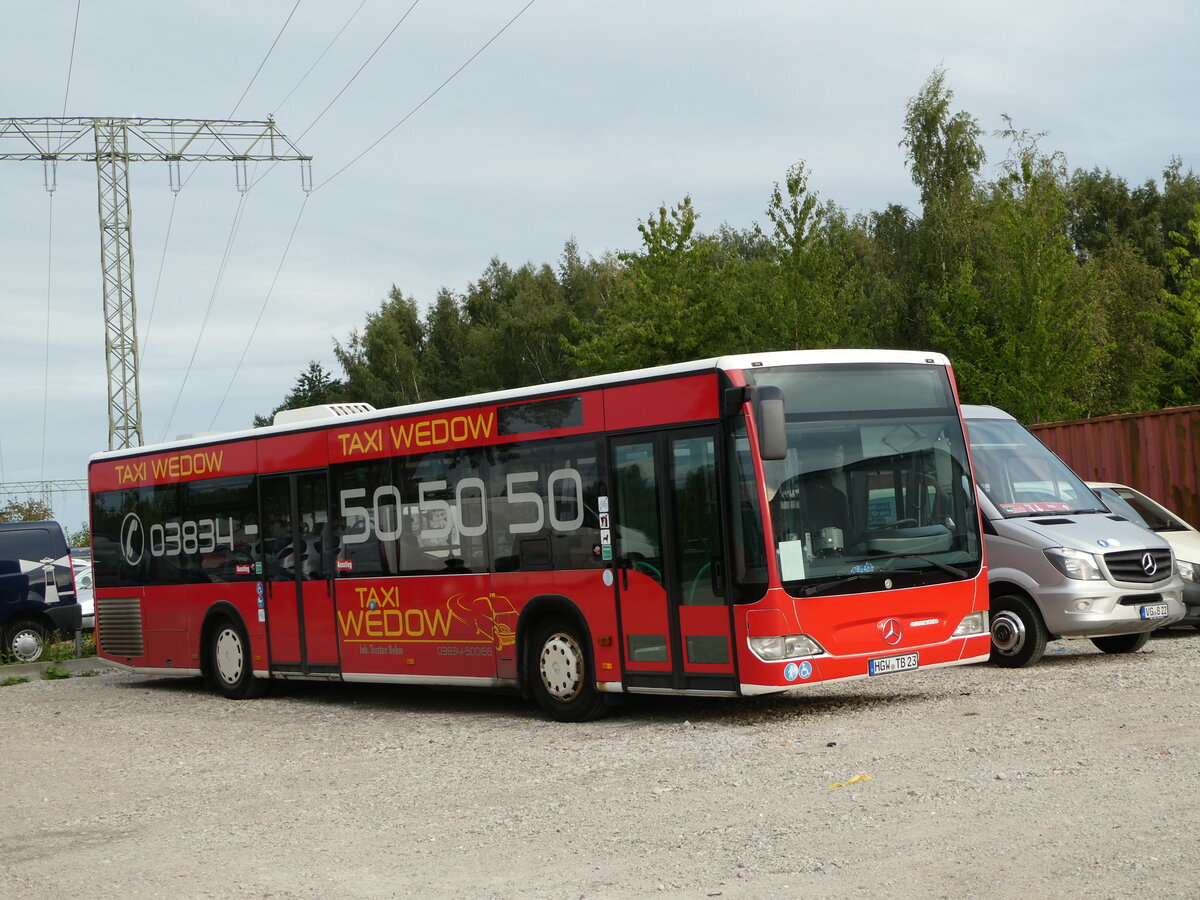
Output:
2 0 1197 529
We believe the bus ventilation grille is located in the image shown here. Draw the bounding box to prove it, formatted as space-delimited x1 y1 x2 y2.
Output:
96 597 144 657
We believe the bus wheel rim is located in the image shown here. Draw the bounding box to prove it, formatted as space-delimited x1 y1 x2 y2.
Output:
991 611 1025 655
539 633 583 702
214 627 245 685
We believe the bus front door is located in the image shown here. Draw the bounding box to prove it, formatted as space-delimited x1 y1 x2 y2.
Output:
260 471 340 675
610 430 736 694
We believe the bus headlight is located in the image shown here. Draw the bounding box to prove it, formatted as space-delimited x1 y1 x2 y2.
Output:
951 611 987 637
1044 547 1104 581
749 634 825 661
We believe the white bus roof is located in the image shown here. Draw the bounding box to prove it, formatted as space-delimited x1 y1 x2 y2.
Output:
90 349 951 463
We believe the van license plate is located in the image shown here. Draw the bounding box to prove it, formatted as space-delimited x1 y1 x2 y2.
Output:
1141 603 1169 620
869 652 918 676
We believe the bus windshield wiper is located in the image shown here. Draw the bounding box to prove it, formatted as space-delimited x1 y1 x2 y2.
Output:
799 572 877 597
866 552 968 579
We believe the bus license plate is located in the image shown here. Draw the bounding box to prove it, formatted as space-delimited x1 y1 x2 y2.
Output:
1141 603 1169 620
869 652 918 676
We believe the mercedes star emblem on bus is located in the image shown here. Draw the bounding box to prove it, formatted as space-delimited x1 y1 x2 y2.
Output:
879 618 903 645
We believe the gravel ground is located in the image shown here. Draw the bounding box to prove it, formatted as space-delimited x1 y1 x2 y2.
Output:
3 630 1199 899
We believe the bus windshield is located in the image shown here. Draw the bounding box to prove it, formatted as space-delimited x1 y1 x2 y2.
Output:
746 363 981 597
965 417 1104 519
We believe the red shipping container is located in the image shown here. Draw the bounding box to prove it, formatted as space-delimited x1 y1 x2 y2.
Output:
1030 405 1200 528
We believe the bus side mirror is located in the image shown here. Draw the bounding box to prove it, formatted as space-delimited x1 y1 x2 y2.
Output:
752 385 786 460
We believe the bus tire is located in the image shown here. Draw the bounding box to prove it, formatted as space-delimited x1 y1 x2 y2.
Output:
208 616 267 700
528 617 608 722
1091 631 1151 654
4 618 47 663
989 593 1047 668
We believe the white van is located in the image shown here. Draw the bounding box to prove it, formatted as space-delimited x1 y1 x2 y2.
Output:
962 405 1185 666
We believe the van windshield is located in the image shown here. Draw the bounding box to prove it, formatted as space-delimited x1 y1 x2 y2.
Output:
965 417 1106 518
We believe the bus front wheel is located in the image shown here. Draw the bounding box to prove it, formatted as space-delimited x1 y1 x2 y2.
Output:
208 617 267 700
529 618 608 722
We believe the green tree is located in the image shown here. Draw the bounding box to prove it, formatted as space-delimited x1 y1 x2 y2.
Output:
459 258 580 392
932 127 1106 422
423 288 469 399
754 164 877 350
1084 240 1166 413
65 523 90 548
253 360 344 427
334 287 427 408
0 498 54 522
570 196 753 372
896 67 987 348
1158 201 1200 404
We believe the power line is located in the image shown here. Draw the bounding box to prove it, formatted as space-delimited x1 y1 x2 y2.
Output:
274 0 370 117
160 191 252 442
230 0 303 119
315 0 537 192
248 0 422 192
41 194 54 483
209 193 311 429
298 0 421 142
61 1 81 117
139 190 179 359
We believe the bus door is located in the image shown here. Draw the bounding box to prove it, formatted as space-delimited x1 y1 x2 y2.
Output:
610 429 736 693
260 471 340 674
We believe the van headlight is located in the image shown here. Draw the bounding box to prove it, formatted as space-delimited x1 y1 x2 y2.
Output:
1180 559 1198 583
1044 547 1104 581
748 634 825 661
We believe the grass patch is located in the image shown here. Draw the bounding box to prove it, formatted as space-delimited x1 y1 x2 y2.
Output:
44 633 97 662
2 675 31 687
42 666 71 681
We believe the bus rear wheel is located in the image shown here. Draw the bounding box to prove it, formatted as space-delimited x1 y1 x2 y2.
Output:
1091 632 1151 654
208 617 267 700
529 618 608 722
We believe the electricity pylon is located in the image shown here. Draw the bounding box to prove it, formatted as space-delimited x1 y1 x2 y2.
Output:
0 118 312 449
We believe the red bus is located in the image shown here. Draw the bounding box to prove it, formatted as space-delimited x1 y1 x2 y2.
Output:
89 350 990 720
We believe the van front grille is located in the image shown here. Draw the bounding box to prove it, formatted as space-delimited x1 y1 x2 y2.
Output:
96 596 144 657
1104 549 1173 584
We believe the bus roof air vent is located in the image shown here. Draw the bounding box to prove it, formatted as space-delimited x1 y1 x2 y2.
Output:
272 403 376 426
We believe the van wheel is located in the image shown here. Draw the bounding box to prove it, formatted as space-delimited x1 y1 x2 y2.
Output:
1091 632 1151 654
989 594 1048 668
208 617 267 699
529 618 609 722
5 619 47 663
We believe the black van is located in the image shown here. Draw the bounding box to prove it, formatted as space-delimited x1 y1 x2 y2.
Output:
0 520 82 662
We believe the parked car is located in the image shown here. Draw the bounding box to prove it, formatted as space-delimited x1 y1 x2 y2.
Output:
0 521 82 662
962 405 1186 667
1087 483 1200 628
71 550 95 631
